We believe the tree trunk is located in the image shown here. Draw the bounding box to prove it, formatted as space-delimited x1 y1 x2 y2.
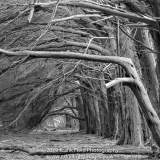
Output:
80 84 89 133
75 96 86 131
134 28 159 116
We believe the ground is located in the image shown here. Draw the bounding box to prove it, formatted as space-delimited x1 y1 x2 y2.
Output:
0 128 154 160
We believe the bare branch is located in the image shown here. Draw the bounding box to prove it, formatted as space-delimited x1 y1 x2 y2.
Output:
47 112 84 121
0 49 131 64
53 106 77 113
120 27 158 54
36 0 158 28
27 4 35 23
105 78 134 89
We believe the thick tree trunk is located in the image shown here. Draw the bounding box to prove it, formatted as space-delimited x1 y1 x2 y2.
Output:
148 0 160 113
134 28 159 116
93 94 101 135
107 87 120 139
87 92 97 134
80 80 98 134
99 80 111 138
80 84 89 133
75 96 86 131
128 81 160 146
124 87 142 146
115 86 142 146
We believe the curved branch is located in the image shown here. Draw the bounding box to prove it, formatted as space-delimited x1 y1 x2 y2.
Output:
0 49 136 79
0 48 131 64
30 40 111 56
53 106 77 113
105 78 134 89
0 49 133 77
15 40 111 56
51 14 102 24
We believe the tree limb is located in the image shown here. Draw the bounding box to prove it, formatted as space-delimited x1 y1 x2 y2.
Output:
36 0 158 28
105 78 134 89
47 112 84 121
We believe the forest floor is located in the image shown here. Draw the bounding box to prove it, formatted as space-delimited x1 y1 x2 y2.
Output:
0 128 156 160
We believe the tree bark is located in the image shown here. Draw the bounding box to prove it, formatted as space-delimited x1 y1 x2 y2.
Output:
75 96 86 131
134 28 159 116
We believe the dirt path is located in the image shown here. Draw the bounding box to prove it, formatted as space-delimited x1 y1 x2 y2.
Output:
0 129 153 160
